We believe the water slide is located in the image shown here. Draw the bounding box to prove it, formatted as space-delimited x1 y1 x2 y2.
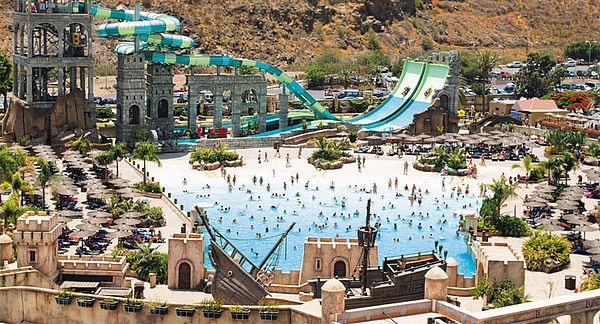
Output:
346 61 425 124
68 2 338 121
363 63 449 132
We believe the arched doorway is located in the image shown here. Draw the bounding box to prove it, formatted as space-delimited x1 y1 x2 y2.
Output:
178 262 191 289
333 260 346 277
158 99 168 118
440 94 449 110
129 105 140 125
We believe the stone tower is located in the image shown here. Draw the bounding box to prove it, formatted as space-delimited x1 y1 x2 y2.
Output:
427 51 460 115
146 63 174 137
13 211 61 280
116 52 146 143
11 0 95 134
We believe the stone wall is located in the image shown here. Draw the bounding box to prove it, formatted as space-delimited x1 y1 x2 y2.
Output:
0 267 58 289
408 99 460 135
0 286 321 324
194 137 282 149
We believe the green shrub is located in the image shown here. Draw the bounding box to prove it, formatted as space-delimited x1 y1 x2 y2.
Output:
96 107 113 118
472 279 526 308
522 231 571 271
146 207 164 221
496 216 529 237
134 182 162 193
201 299 223 311
229 305 250 312
190 148 239 164
311 149 341 163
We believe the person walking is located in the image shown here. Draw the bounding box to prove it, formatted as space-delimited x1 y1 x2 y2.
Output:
403 160 409 175
298 146 302 159
286 154 291 167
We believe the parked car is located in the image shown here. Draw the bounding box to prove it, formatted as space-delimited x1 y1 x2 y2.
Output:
337 89 361 99
500 71 512 78
573 84 588 92
560 83 576 91
489 71 501 78
577 70 588 77
564 60 577 67
385 75 399 82
585 82 600 89
102 98 115 105
568 71 576 77
507 61 523 68
503 83 515 94
372 88 390 98
93 97 103 105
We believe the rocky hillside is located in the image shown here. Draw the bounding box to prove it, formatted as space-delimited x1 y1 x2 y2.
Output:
1 0 599 70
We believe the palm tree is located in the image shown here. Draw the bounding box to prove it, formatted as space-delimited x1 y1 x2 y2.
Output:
485 178 518 213
36 158 52 209
95 152 114 183
541 157 564 185
512 156 534 179
339 70 351 89
0 148 17 183
67 135 92 156
110 142 128 178
474 51 497 112
131 141 161 184
104 194 124 219
471 83 491 112
587 88 600 110
309 136 332 151
566 131 587 153
0 197 21 227
560 152 579 185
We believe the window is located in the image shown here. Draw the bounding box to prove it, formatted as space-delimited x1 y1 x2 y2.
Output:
440 94 450 110
129 105 140 125
29 250 36 262
315 257 322 271
158 99 168 118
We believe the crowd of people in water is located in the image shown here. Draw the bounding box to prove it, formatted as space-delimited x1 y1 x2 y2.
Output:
180 158 480 255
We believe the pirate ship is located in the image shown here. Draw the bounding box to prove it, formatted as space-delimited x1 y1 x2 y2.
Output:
197 206 295 305
308 199 447 309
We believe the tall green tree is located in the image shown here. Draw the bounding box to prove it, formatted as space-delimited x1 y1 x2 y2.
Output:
485 178 518 214
109 142 128 178
131 141 161 184
514 52 567 99
67 135 92 156
0 197 20 227
0 53 12 112
36 158 52 209
560 152 579 185
512 156 534 179
94 151 114 183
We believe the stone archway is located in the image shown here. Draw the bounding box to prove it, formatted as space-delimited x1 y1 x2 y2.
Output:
129 105 140 125
158 98 169 118
440 93 450 110
333 260 347 278
178 262 191 289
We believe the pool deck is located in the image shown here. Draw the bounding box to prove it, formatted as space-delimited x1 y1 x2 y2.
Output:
93 144 596 309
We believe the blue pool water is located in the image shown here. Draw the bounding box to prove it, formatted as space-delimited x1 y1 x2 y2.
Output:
163 178 478 276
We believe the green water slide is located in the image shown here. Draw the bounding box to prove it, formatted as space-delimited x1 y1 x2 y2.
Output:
70 2 338 121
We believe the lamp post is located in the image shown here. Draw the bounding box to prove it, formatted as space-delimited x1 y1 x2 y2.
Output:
586 40 596 65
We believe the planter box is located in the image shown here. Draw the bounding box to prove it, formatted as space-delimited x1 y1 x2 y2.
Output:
150 306 169 315
76 298 95 308
100 301 119 310
231 310 251 320
55 296 72 306
124 303 142 313
202 309 223 319
259 311 279 321
175 308 196 317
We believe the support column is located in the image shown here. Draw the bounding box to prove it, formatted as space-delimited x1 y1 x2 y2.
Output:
213 93 223 129
58 68 64 96
188 86 197 133
570 311 595 324
258 93 267 133
231 93 241 137
88 67 95 125
279 93 288 130
12 63 18 95
26 66 32 103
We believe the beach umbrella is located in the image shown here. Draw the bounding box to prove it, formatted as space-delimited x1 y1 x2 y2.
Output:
88 193 107 200
584 240 600 248
76 223 99 231
87 210 112 218
57 216 72 223
112 224 135 231
107 230 132 239
109 178 131 185
573 224 597 232
537 184 557 190
590 255 600 262
59 210 81 218
529 196 549 203
114 218 141 226
120 192 137 199
122 211 145 218
537 219 564 231
56 187 77 196
586 247 600 255
70 230 96 238
524 201 547 208
85 217 111 225
116 188 135 194
556 202 578 210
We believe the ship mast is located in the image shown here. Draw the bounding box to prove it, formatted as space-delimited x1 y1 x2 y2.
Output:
357 199 377 296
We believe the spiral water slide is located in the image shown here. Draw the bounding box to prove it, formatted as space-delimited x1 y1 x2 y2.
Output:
71 2 338 121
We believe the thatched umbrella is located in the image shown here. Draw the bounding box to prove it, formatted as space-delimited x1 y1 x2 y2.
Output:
529 196 549 203
85 217 111 225
120 192 137 199
107 230 132 239
87 210 112 218
586 247 600 255
114 218 141 226
56 187 77 196
109 178 131 185
556 201 578 210
537 219 564 231
112 224 135 231
584 240 600 248
122 211 145 218
59 210 82 218
76 223 99 232
116 188 135 194
524 201 547 208
70 230 97 238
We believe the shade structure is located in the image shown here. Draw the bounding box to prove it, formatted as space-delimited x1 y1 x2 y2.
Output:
70 230 97 238
120 192 137 199
85 217 111 225
536 184 557 191
114 218 141 225
59 210 81 217
88 193 108 200
87 210 112 218
584 240 600 248
107 230 132 239
537 220 564 231
55 187 77 196
82 179 102 185
573 224 597 232
586 247 600 255
590 255 600 262
57 216 72 223
556 202 578 210
116 188 135 194
112 224 135 231
524 201 547 208
109 178 131 185
121 211 145 218
76 223 99 231
529 196 549 202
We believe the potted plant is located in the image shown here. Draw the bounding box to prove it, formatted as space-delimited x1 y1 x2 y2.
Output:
149 300 169 315
175 305 196 317
123 296 143 313
259 302 279 321
201 299 223 319
99 298 119 310
229 305 251 320
76 297 95 308
55 289 73 306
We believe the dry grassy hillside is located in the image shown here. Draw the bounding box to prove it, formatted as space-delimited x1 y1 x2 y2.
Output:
0 0 598 71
